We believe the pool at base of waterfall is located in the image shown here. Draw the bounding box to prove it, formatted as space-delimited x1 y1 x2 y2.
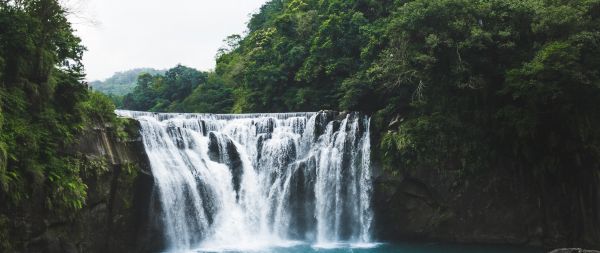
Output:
172 241 542 253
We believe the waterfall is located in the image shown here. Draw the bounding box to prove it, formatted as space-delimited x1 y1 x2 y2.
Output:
117 110 374 251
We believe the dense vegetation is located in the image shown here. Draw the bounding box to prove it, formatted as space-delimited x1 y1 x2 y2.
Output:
1 0 599 249
0 0 125 250
121 65 234 113
89 67 163 96
115 0 600 243
119 0 600 181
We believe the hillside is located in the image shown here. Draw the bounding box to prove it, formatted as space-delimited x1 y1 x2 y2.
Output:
119 0 600 248
89 68 164 96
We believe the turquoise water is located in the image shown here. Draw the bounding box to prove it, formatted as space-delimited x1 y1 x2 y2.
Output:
190 242 543 253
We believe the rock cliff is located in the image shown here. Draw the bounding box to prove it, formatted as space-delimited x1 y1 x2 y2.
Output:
12 118 159 253
372 162 600 250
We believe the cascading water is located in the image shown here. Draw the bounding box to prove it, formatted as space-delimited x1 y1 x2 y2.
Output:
117 110 374 252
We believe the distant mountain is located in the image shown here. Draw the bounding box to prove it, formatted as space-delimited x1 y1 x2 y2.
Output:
89 68 165 95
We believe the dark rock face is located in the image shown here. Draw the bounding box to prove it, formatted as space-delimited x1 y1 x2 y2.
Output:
372 163 600 249
166 122 186 149
313 110 337 140
255 117 275 134
207 132 244 199
256 133 272 162
198 120 208 136
287 157 317 240
11 119 159 253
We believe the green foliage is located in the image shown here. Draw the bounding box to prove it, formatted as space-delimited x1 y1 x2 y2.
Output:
213 0 599 181
89 68 164 96
80 91 117 124
0 0 125 223
371 0 600 178
46 156 89 212
122 65 209 112
179 73 234 113
122 72 160 110
111 0 598 192
0 0 84 206
1 0 599 247
201 1 600 233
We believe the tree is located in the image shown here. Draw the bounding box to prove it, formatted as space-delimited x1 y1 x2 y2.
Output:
120 65 208 112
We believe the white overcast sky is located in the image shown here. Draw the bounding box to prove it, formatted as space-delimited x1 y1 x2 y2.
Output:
66 0 268 81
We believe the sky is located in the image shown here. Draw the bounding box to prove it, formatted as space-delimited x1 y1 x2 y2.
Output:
66 0 268 81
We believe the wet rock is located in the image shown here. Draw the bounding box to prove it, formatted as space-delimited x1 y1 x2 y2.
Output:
196 179 218 225
288 157 317 240
207 132 221 162
166 122 185 149
207 132 244 200
549 249 600 253
27 232 77 253
373 160 600 249
256 117 276 134
331 120 341 133
225 139 244 199
198 120 207 136
256 133 272 162
313 111 337 139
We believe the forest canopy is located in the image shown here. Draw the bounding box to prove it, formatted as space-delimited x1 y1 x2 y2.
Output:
0 2 125 248
119 0 600 179
1 0 599 249
89 68 164 96
115 1 600 239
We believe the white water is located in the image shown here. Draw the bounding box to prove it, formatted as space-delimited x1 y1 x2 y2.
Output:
117 110 373 252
